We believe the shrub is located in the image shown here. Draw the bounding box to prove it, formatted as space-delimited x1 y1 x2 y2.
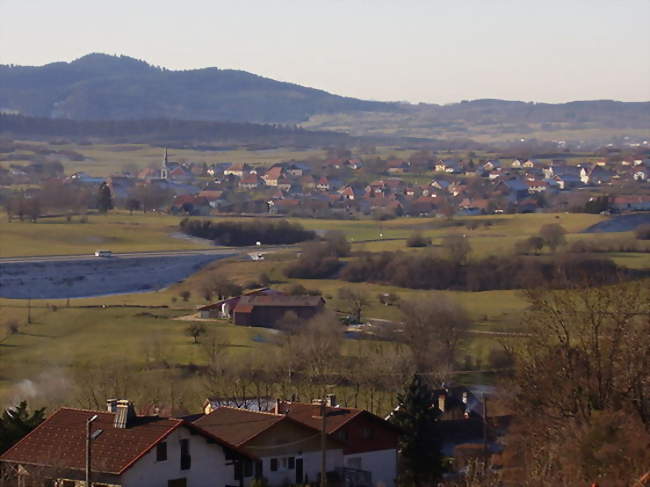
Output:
635 224 650 240
284 242 342 279
5 320 19 335
406 232 431 248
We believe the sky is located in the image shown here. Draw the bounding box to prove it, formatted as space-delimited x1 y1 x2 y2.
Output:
1 0 649 104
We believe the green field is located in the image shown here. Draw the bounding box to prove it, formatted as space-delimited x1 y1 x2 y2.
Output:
0 212 212 257
4 140 328 177
1 211 648 411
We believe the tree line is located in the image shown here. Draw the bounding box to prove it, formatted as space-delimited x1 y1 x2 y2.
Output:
340 251 633 291
179 218 316 246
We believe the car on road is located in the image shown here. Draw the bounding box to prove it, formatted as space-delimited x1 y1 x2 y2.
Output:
94 250 113 257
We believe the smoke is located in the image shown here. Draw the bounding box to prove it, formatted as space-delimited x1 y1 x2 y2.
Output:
5 368 72 408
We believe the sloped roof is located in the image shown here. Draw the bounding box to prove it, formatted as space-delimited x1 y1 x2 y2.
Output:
0 408 247 474
281 402 401 439
236 295 324 308
193 407 286 446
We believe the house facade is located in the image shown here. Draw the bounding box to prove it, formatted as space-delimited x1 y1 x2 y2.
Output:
0 400 249 487
193 407 344 487
279 398 400 487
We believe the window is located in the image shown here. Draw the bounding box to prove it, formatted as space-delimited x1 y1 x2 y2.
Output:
180 439 191 470
336 429 348 441
244 459 253 478
361 427 374 439
156 442 168 462
270 458 278 472
288 457 295 470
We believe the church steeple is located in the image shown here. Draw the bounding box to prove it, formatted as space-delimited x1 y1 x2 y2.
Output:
161 147 169 179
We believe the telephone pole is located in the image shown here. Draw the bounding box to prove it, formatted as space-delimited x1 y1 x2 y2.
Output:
482 394 489 472
320 399 327 487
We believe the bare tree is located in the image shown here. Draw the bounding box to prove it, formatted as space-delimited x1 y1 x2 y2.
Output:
185 322 207 344
338 287 371 323
539 223 567 252
504 278 650 484
442 234 472 264
400 294 471 377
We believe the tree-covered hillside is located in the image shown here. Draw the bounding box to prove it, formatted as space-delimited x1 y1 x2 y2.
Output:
0 53 396 123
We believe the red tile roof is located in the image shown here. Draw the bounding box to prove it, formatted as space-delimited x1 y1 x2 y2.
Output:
280 403 363 434
0 407 247 474
193 407 285 446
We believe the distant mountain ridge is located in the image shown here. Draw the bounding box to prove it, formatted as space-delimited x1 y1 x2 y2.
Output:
1 53 648 132
0 53 395 123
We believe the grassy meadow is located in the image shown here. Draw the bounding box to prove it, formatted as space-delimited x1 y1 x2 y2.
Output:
2 209 649 410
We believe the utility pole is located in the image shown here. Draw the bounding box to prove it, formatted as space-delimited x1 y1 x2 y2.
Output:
482 394 489 472
320 399 327 487
86 414 98 486
27 298 32 324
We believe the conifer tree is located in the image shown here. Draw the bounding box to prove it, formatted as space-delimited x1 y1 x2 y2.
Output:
390 375 443 486
0 401 45 452
97 182 113 213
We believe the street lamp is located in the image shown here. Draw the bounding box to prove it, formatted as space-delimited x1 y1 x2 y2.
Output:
86 415 102 487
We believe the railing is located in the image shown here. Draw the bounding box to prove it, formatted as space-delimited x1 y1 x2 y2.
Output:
335 467 372 487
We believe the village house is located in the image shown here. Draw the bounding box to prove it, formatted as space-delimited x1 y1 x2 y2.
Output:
239 174 262 190
224 163 251 177
232 295 325 327
279 397 400 487
386 160 410 174
609 195 650 212
193 406 344 487
267 198 301 215
0 400 250 487
435 159 463 174
197 190 225 209
262 166 284 186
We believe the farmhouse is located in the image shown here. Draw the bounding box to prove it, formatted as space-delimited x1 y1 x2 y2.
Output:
0 400 249 487
197 288 285 319
232 295 325 327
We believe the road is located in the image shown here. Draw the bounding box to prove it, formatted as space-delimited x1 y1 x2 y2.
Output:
0 246 290 264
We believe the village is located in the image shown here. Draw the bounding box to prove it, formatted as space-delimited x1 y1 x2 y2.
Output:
3 146 650 221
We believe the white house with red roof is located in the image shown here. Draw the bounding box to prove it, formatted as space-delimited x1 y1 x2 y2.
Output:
193 406 344 487
278 397 400 487
0 400 250 487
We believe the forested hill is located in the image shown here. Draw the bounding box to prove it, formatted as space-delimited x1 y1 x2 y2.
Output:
0 114 353 146
0 53 396 123
1 53 648 132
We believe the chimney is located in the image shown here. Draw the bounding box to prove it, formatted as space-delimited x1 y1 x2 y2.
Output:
106 398 118 413
438 393 446 413
113 399 136 429
326 394 337 407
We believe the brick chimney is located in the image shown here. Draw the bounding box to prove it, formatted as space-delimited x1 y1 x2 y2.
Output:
326 394 337 407
113 399 136 429
437 393 446 413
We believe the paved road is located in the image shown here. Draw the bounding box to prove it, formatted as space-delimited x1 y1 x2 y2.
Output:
0 246 290 264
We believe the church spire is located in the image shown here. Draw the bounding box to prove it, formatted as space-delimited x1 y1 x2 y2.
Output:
161 147 169 179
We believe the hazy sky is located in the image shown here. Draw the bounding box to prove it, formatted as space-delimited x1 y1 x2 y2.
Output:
1 0 649 104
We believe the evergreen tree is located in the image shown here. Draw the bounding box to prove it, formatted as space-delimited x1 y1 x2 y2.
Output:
0 401 45 452
390 375 443 486
96 182 113 213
